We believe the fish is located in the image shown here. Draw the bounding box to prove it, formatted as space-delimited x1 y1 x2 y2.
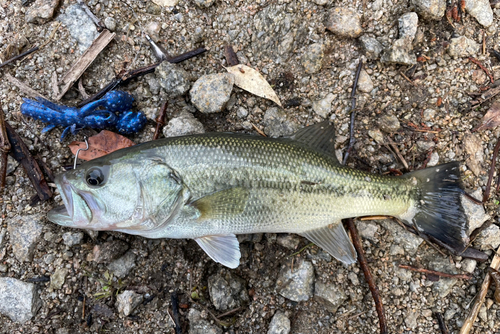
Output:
48 122 471 268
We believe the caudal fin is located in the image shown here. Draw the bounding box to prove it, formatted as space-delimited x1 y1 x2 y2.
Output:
400 162 470 254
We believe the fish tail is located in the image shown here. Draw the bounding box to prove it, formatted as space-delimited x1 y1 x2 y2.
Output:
400 162 469 254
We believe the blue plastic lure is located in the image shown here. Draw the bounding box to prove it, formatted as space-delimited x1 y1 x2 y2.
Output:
21 90 147 140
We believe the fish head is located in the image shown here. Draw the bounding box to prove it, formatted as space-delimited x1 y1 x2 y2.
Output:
48 154 187 234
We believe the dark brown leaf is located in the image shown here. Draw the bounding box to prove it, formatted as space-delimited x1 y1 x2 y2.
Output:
474 99 500 132
69 130 135 161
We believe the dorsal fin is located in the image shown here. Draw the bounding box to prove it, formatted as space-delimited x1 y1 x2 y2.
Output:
290 121 339 163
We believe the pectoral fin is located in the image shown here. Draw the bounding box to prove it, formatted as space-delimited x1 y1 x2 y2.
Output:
301 223 357 265
195 234 241 268
191 187 249 221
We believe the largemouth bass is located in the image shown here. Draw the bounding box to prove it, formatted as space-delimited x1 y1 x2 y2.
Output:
48 122 469 268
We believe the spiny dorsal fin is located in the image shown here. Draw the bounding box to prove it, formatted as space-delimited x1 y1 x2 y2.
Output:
191 187 249 221
290 121 339 163
300 223 357 265
195 234 241 268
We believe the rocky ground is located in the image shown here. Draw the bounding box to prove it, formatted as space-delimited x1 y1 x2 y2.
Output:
1 0 500 333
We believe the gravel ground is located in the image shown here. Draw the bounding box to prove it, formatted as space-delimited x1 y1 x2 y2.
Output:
1 0 500 333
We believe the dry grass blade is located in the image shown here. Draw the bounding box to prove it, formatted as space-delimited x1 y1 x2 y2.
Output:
459 246 500 334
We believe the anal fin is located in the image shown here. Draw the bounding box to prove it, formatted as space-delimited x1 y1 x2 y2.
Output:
301 223 357 265
195 234 241 269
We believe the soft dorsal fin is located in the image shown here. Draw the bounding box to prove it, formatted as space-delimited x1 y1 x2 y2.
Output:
300 222 357 265
195 234 241 268
290 121 339 163
190 187 249 221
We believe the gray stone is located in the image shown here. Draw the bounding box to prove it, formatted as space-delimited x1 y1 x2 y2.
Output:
193 0 216 8
302 43 324 74
465 0 494 27
262 107 299 138
50 267 69 290
462 189 490 234
359 35 383 60
377 115 401 132
348 272 360 285
0 228 6 249
58 4 99 52
398 12 418 41
357 70 373 93
237 107 249 119
411 0 446 20
416 140 435 152
163 111 205 137
380 219 423 255
427 152 439 166
368 129 385 144
312 93 335 118
267 311 291 334
108 250 137 278
7 155 19 175
104 17 117 31
326 7 363 38
0 277 41 323
475 224 500 250
276 234 301 250
381 39 417 65
355 221 379 242
313 0 329 5
276 258 314 302
62 232 84 247
252 4 309 63
190 73 234 114
429 259 459 297
461 259 477 273
448 36 479 58
7 214 43 262
314 281 347 313
405 309 419 329
208 272 249 311
156 62 191 97
26 0 60 24
423 108 436 121
188 309 222 334
92 240 129 264
116 290 143 316
464 133 484 176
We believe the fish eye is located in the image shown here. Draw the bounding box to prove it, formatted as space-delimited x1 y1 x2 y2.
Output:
85 168 105 187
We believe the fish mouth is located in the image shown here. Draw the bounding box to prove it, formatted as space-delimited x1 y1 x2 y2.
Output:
47 174 76 226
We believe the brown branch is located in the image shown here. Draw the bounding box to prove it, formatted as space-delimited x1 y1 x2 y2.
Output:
224 44 240 66
343 60 363 165
469 57 494 84
5 73 49 100
483 138 500 203
153 101 168 140
5 122 52 203
345 218 387 334
435 312 449 334
0 102 11 190
398 265 472 279
170 292 182 334
0 46 39 70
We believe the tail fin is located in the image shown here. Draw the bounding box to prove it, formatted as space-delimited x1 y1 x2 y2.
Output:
400 162 470 254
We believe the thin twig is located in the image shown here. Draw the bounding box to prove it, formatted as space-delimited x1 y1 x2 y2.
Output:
343 60 363 165
76 0 105 31
460 246 500 334
40 22 61 48
171 292 182 334
153 101 168 140
435 312 449 334
399 71 417 87
0 46 39 70
398 265 472 280
345 218 387 334
386 137 409 170
216 306 244 319
483 138 500 203
5 73 49 100
0 102 11 190
469 57 494 84
251 123 266 137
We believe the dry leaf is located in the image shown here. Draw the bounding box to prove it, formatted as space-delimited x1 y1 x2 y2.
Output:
225 64 282 107
69 130 135 161
474 99 500 132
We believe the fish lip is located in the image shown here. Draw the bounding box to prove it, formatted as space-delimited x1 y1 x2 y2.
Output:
47 173 74 225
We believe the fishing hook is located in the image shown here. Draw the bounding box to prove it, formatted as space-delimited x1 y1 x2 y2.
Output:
73 136 89 169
